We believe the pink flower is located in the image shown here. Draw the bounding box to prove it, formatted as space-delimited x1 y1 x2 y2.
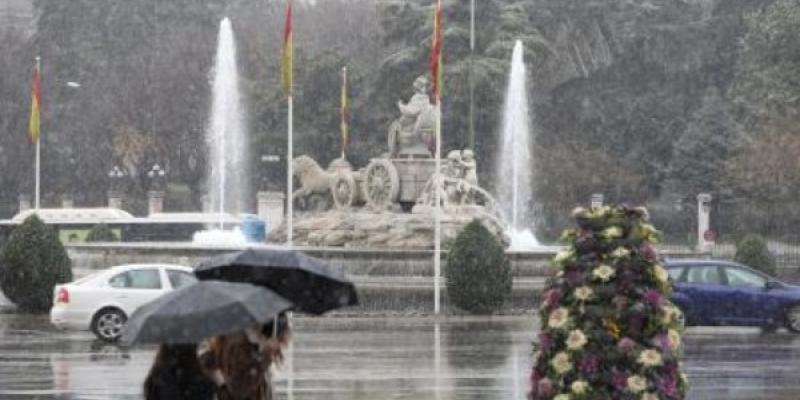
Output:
538 332 553 352
611 371 628 391
537 377 553 397
544 289 562 308
640 243 656 260
643 289 664 308
618 337 636 353
579 354 599 374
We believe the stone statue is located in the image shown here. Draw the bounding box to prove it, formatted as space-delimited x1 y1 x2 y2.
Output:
291 155 335 211
388 76 436 158
460 149 478 187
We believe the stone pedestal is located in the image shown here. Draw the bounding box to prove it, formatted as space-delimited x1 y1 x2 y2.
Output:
61 195 74 209
696 193 713 251
148 190 165 216
108 191 123 209
18 194 30 213
257 191 285 229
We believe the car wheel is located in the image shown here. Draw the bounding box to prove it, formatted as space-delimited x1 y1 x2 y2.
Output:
91 308 127 342
785 305 800 333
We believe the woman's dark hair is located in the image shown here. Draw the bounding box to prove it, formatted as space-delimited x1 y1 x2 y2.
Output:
144 343 213 400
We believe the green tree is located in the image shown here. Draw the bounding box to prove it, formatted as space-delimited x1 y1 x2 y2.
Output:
734 234 776 276
446 219 511 314
0 215 72 313
664 88 741 202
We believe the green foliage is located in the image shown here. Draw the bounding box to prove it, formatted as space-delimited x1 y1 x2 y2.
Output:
446 220 511 314
734 234 776 276
530 206 688 399
85 223 120 242
0 215 73 313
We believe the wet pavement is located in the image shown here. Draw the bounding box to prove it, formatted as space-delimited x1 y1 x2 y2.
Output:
1 314 800 400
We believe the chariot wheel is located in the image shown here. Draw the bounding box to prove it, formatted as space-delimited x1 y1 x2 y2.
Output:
363 158 399 209
331 173 358 209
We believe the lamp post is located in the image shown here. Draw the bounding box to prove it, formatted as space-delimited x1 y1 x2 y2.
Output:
260 154 280 191
147 163 166 215
258 154 284 229
107 165 125 209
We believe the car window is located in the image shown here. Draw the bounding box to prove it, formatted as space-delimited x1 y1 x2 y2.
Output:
108 272 131 288
667 267 685 282
167 270 197 289
110 269 162 290
725 267 767 288
686 266 723 284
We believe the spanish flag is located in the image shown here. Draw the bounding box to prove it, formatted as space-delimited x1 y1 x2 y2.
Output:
430 0 443 104
340 67 350 156
28 60 41 144
281 0 293 96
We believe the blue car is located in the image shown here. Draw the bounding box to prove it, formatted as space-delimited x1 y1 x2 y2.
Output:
664 259 800 332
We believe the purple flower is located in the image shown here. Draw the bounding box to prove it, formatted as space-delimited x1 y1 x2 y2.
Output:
656 374 679 399
641 243 656 260
612 295 628 310
617 337 636 353
643 289 664 308
579 354 600 374
565 270 584 286
538 333 553 352
610 371 628 391
543 289 561 308
537 377 553 397
653 334 671 353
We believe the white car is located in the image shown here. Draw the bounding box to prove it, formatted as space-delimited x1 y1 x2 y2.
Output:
50 264 197 342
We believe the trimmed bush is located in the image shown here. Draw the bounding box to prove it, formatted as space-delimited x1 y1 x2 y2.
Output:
735 235 776 276
529 205 688 399
0 215 73 313
446 219 511 314
85 223 119 242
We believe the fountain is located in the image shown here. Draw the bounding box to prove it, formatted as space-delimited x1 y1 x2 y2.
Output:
193 17 249 245
497 40 539 249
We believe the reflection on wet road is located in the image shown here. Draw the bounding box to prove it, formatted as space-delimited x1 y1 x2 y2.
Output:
2 314 800 399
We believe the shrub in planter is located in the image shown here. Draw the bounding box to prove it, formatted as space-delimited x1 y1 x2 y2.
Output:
446 219 511 314
85 223 119 242
529 205 688 399
734 235 776 276
0 215 72 313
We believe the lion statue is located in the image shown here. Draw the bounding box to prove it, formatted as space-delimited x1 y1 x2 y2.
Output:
292 155 335 211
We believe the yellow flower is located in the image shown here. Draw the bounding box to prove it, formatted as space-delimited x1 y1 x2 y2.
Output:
604 319 621 339
574 286 593 301
638 349 663 367
566 329 588 350
554 249 574 265
571 380 589 395
554 394 571 400
653 264 669 283
592 264 616 282
548 308 570 329
668 329 682 350
641 392 660 400
611 247 630 259
571 207 588 218
602 226 623 239
550 352 572 375
627 375 648 393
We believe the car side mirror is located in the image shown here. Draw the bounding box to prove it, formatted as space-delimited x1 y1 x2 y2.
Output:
765 281 782 290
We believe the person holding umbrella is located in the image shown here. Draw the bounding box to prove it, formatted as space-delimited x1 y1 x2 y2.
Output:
143 343 217 400
201 314 291 400
120 281 294 400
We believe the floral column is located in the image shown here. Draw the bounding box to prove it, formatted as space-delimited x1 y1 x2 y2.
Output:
530 205 688 400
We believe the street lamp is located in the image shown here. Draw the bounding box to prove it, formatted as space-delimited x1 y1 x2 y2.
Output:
147 163 166 191
108 165 125 191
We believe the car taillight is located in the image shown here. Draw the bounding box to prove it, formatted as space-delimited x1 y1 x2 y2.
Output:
56 287 69 304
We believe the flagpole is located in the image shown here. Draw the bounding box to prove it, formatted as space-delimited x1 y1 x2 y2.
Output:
287 94 293 246
341 66 347 160
434 99 442 315
468 0 475 150
34 56 41 211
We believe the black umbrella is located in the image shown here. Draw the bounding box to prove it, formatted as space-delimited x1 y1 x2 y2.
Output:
194 248 359 315
120 281 292 345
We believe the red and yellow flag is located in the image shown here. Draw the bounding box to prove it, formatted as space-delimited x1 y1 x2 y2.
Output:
430 0 443 104
340 66 350 156
281 0 293 96
28 61 41 144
